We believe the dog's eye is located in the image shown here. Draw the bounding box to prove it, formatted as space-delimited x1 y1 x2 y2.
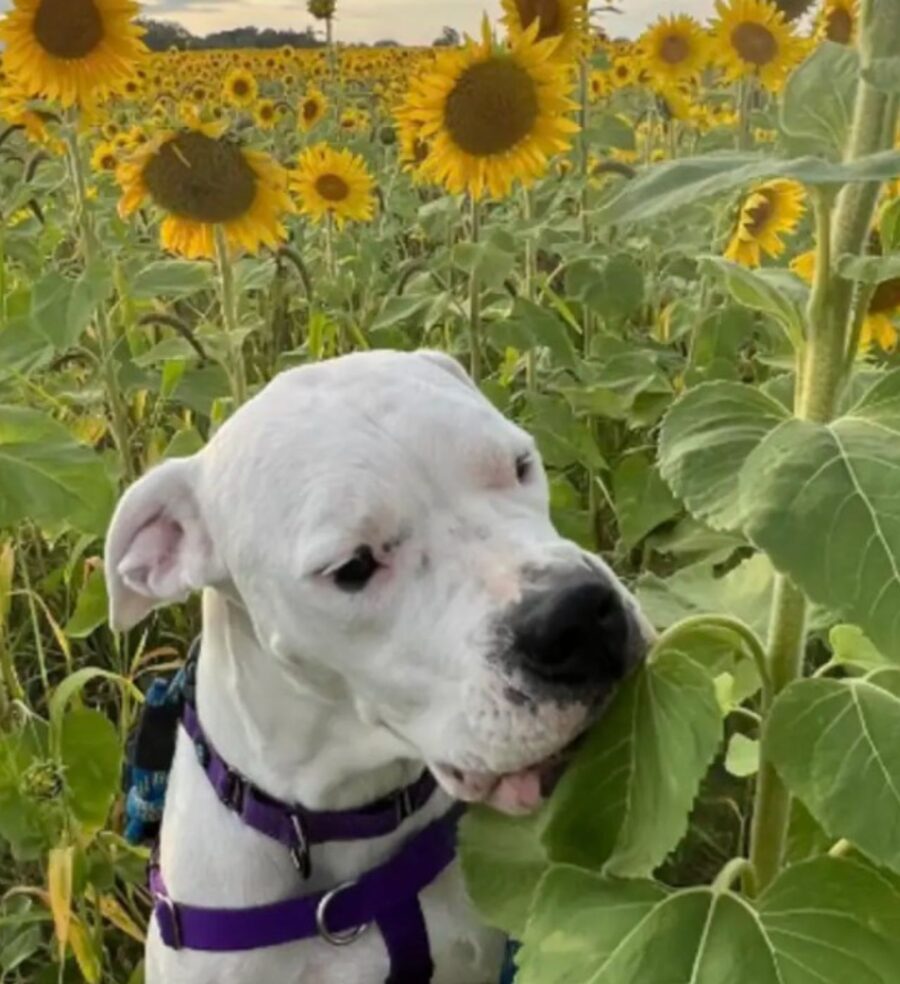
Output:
333 546 380 592
515 453 534 483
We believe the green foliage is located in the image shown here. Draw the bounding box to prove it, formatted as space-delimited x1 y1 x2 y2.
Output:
0 8 899 981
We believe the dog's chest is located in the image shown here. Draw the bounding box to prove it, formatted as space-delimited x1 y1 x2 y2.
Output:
147 736 504 984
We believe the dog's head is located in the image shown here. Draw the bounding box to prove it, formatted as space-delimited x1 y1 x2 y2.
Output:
106 350 650 813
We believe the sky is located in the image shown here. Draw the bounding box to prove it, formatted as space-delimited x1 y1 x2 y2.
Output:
0 1 721 47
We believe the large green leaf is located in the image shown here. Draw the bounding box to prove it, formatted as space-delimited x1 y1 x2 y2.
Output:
0 407 116 536
541 644 722 877
517 858 900 984
458 807 547 937
594 150 900 227
659 381 790 531
780 42 858 158
742 370 900 655
766 676 900 873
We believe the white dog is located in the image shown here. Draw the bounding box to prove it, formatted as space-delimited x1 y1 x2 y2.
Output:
105 350 648 984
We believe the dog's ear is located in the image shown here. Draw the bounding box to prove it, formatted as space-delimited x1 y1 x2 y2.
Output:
104 456 224 632
417 350 476 390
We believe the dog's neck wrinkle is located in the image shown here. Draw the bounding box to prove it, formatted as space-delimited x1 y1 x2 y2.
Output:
195 589 422 810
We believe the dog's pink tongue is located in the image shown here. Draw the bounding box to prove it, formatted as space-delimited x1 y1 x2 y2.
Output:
486 768 544 815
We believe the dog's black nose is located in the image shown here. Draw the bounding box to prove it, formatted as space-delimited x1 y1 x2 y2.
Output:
513 576 631 688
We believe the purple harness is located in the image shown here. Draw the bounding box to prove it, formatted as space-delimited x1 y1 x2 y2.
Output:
150 700 463 982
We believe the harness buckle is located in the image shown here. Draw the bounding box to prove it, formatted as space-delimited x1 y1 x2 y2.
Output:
315 882 370 947
220 766 246 813
396 787 414 823
289 813 312 879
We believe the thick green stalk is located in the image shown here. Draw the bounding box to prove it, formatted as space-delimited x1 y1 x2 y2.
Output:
65 127 134 481
749 0 900 892
468 196 483 382
214 225 248 406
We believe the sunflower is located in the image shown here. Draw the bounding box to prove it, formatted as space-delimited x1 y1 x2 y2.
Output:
640 15 708 85
0 0 147 108
223 67 257 108
298 87 328 132
609 56 637 88
815 0 858 44
709 0 804 91
500 0 588 61
255 99 278 130
90 140 118 172
724 179 805 267
117 122 293 259
291 142 376 228
398 17 579 200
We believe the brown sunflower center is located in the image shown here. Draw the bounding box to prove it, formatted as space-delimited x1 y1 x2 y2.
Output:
870 278 900 316
100 154 116 170
142 131 257 223
33 0 104 59
659 34 691 65
303 98 319 121
444 58 539 156
514 0 561 39
825 8 853 43
731 22 778 66
260 105 275 120
315 173 350 202
745 192 774 235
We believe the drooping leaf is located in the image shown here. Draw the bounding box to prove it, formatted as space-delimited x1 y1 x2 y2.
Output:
129 260 210 299
517 857 900 984
541 643 722 877
0 406 116 536
612 452 680 548
836 252 900 284
64 566 109 639
60 709 122 833
594 150 900 227
766 676 900 874
702 258 807 348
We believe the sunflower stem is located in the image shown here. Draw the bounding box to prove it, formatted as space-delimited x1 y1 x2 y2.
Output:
737 77 753 152
521 186 537 389
748 0 900 894
214 224 248 406
64 124 134 483
468 195 483 382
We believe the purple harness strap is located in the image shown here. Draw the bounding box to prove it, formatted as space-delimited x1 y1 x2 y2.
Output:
153 701 461 983
182 701 438 876
151 804 464 980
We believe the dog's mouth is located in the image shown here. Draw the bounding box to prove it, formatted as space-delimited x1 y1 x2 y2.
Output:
433 741 578 815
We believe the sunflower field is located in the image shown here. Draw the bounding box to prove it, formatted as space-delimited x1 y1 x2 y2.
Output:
0 0 900 980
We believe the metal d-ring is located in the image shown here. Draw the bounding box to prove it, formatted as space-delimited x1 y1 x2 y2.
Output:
315 882 371 946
